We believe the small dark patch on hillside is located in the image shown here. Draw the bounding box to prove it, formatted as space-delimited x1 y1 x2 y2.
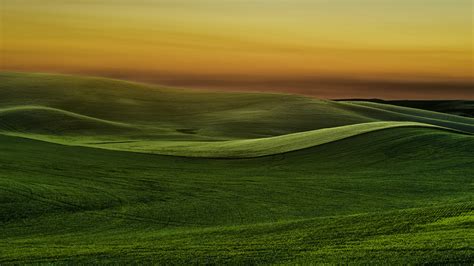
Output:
176 128 198 134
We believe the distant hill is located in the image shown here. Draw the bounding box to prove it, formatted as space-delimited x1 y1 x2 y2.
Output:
336 99 474 118
1 72 473 156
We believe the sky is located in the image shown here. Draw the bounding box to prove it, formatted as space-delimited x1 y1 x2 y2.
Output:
1 0 473 99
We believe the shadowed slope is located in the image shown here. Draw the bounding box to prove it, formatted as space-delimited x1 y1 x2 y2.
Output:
341 99 474 118
0 106 139 135
339 101 474 133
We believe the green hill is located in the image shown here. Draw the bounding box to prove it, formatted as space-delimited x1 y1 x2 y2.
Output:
0 106 139 135
0 72 473 263
5 121 465 158
1 72 374 139
340 99 474 118
339 100 474 132
0 127 472 264
1 72 473 152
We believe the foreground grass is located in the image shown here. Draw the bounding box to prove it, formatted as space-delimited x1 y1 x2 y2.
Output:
1 127 473 263
2 203 472 264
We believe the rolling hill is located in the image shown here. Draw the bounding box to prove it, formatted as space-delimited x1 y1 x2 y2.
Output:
340 99 474 118
1 72 473 147
0 72 473 264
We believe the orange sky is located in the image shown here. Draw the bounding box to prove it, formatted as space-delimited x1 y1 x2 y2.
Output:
1 0 473 98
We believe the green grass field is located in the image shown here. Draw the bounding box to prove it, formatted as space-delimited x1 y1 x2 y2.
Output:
0 72 473 264
342 99 474 118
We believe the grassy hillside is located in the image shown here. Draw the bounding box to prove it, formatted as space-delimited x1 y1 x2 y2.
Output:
4 121 466 158
0 106 139 135
340 99 474 118
1 72 473 138
0 72 473 263
0 72 374 139
0 127 473 263
340 100 474 132
1 72 473 155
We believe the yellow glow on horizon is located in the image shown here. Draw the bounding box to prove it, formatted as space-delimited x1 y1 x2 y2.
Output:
1 0 473 81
